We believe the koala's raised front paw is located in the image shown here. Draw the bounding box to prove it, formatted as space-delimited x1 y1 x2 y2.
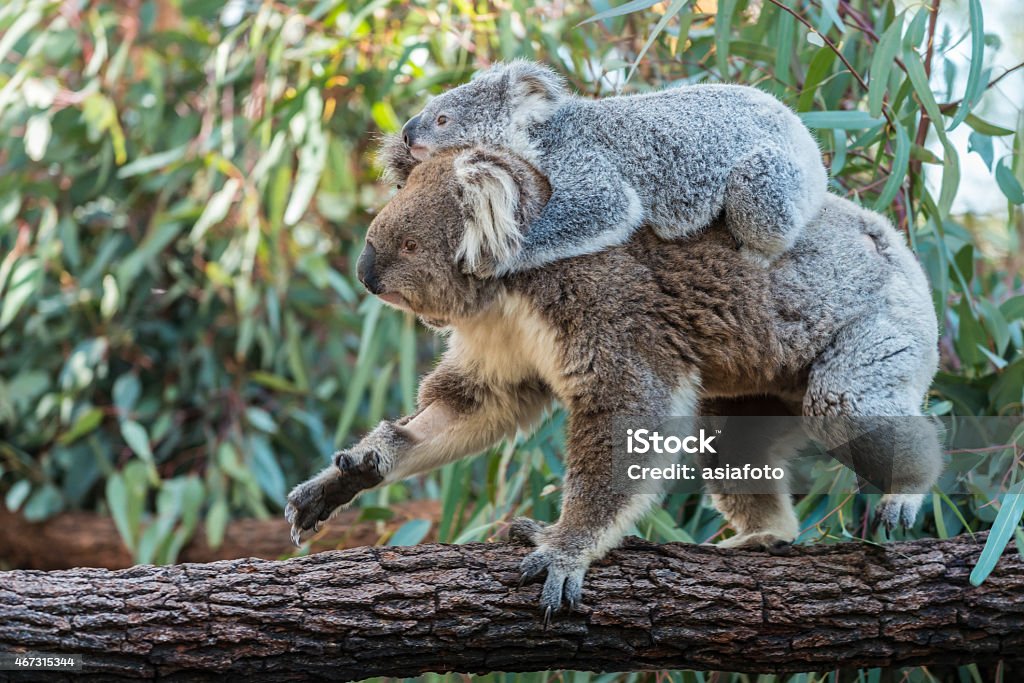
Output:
285 475 339 547
285 447 385 546
875 493 923 533
332 444 387 490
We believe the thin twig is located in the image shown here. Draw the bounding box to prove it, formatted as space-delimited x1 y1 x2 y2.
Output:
939 61 1024 113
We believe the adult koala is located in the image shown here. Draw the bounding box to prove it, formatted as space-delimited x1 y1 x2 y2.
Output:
286 139 941 619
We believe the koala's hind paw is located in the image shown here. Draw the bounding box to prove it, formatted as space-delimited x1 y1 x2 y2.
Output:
717 530 794 555
518 544 589 624
875 493 923 533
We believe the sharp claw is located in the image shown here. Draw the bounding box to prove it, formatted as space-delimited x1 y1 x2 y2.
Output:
290 526 302 547
542 605 553 629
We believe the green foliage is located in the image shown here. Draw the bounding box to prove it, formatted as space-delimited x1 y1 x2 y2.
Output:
1 1 1023 676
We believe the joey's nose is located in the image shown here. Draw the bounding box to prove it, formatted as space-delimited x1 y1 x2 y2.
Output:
401 114 421 147
357 243 378 294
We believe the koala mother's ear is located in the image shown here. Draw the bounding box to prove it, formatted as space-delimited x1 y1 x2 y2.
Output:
452 147 551 277
376 133 420 187
502 60 567 124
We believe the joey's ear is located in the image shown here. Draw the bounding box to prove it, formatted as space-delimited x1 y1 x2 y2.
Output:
503 61 567 122
376 134 420 187
453 147 540 276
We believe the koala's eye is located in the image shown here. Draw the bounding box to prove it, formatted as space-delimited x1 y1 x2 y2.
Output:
436 114 449 126
401 238 418 253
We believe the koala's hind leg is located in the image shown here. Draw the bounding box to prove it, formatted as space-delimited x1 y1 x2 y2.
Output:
802 321 943 533
711 492 798 552
723 145 826 261
702 412 806 551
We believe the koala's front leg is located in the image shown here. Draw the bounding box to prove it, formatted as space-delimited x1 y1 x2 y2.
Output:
512 407 662 622
286 362 552 545
285 420 401 545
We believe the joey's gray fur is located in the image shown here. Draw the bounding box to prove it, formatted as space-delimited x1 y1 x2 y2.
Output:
287 144 940 618
399 61 828 274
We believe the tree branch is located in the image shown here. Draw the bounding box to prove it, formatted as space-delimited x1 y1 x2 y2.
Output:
0 501 440 570
1 533 1022 680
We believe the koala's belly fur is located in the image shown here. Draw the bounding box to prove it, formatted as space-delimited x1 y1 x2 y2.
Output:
448 193 935 414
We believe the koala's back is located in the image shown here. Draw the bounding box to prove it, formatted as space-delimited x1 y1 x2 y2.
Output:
534 84 820 229
509 194 929 402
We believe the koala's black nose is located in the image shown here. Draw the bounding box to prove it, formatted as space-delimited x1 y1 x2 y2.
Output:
357 243 379 294
401 114 421 147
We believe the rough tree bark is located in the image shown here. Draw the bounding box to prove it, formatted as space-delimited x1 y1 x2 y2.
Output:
0 533 1021 680
0 501 440 570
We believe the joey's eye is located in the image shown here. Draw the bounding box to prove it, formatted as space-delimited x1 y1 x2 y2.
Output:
402 238 418 253
436 114 448 126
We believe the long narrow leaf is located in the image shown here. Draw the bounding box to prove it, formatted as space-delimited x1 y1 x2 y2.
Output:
714 0 737 78
948 0 984 131
970 479 1024 586
577 0 661 26
874 123 910 210
625 0 689 85
868 14 904 119
800 110 885 130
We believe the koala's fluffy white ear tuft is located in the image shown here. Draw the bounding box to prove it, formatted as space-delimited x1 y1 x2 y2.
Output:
503 61 567 125
376 134 420 187
453 148 526 275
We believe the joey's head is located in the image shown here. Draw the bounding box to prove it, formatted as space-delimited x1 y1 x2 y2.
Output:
400 61 567 162
361 139 551 326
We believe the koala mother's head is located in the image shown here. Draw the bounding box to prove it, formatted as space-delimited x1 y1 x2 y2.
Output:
359 137 550 326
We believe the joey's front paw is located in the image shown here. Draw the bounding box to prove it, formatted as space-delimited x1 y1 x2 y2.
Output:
459 256 499 279
507 516 547 546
